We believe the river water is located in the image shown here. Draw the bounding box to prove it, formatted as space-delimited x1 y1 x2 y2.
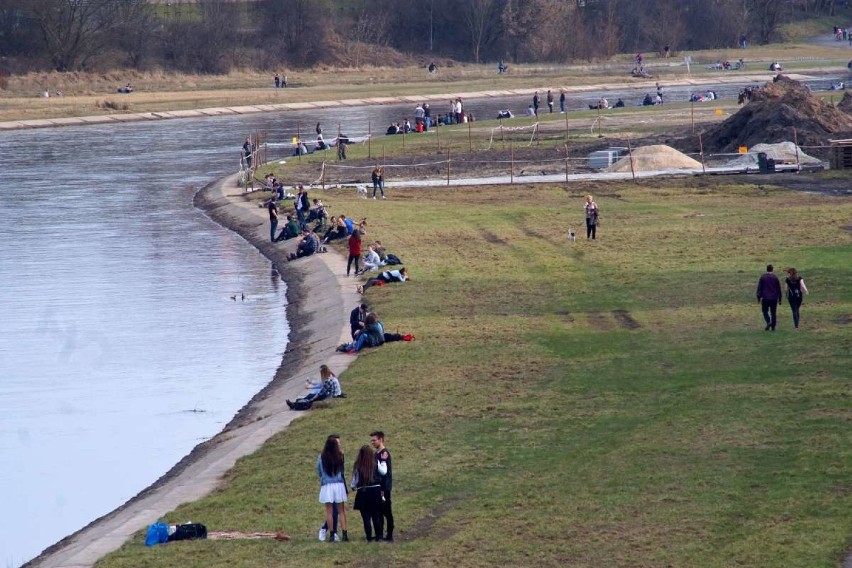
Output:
0 76 839 566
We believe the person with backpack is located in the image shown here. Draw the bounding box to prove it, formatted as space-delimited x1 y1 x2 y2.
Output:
784 267 809 328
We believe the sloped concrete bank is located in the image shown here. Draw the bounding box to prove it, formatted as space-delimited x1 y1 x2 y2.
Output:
27 175 357 568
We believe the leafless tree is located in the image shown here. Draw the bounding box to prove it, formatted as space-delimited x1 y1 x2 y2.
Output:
25 0 136 71
464 0 504 63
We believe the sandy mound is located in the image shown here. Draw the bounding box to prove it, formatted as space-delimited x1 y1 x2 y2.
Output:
702 75 852 153
606 144 702 172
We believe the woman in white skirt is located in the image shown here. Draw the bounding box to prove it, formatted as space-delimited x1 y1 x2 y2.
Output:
317 435 349 541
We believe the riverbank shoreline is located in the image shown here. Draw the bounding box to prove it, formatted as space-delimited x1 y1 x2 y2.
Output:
0 72 815 132
26 176 359 568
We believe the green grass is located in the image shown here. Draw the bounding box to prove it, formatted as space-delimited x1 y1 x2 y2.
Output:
98 179 852 567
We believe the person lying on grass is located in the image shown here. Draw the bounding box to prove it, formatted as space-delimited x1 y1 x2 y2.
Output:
287 365 345 411
357 268 409 293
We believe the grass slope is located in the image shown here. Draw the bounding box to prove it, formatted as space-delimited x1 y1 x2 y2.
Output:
98 178 852 568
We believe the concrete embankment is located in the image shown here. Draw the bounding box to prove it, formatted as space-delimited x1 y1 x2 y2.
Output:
26 176 358 568
0 72 804 131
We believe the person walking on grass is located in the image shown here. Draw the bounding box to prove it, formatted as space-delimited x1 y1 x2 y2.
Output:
756 264 782 331
347 231 362 277
370 431 394 542
784 267 809 329
318 435 348 542
547 89 554 113
532 91 540 118
350 445 385 542
584 195 599 240
560 89 566 113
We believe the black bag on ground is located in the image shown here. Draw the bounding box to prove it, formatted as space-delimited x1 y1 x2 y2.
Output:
385 253 402 265
168 522 208 541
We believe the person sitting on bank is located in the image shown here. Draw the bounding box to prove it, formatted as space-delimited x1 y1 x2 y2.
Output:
307 198 329 226
356 245 383 275
357 268 409 293
316 134 328 151
276 214 302 242
386 123 399 135
336 313 385 353
642 93 655 106
614 98 626 108
288 230 320 261
286 365 345 411
322 216 348 243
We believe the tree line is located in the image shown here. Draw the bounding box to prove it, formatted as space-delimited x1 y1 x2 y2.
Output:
0 0 842 74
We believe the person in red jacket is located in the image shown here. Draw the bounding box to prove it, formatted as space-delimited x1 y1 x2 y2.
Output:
347 231 362 276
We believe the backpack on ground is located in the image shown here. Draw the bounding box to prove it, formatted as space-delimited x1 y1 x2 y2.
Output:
168 522 208 541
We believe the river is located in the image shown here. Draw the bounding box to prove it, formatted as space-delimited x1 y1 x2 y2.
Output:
0 75 840 566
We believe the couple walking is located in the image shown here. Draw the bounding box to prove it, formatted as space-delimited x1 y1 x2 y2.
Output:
316 431 394 543
756 264 810 330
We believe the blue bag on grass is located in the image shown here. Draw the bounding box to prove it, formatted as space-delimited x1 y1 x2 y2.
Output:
145 522 170 547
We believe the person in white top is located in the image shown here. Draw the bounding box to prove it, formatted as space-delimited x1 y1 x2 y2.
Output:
357 245 383 275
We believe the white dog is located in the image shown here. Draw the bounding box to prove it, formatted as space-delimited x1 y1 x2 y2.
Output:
567 228 576 242
356 184 369 199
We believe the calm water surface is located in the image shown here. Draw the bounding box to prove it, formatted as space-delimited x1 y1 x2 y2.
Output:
0 76 838 566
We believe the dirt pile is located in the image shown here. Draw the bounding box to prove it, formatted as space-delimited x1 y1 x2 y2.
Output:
837 92 852 114
606 144 702 172
701 75 852 153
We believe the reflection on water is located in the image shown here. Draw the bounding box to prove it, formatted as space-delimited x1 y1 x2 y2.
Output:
0 76 839 566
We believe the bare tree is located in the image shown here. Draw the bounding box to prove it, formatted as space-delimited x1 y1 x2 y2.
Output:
111 1 156 68
464 0 504 63
25 0 132 71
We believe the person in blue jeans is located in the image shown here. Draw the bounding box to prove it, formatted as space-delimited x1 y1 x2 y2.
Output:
267 199 279 242
371 165 385 199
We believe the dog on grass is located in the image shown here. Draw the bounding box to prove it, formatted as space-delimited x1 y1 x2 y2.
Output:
356 185 369 199
567 228 576 242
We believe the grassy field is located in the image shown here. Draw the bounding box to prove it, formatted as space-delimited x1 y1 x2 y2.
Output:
97 176 852 567
3 41 851 123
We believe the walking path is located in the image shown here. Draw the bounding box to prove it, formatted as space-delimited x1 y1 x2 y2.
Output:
27 177 360 568
0 73 818 131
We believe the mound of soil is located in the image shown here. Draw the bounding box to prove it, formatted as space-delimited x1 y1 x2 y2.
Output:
724 141 822 167
606 144 702 172
701 75 852 153
837 92 852 114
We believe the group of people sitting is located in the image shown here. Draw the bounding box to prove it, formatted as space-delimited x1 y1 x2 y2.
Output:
708 59 745 71
587 97 625 110
689 90 718 102
336 302 414 355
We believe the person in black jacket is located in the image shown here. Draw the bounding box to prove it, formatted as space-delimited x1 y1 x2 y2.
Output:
370 431 394 541
350 445 385 542
756 264 782 331
350 303 368 339
295 185 310 229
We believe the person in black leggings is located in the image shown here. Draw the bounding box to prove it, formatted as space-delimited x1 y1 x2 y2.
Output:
784 267 809 328
584 195 599 240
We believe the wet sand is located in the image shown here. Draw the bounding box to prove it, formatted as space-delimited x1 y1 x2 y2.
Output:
26 176 360 568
